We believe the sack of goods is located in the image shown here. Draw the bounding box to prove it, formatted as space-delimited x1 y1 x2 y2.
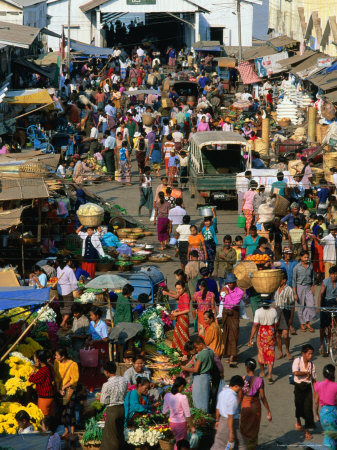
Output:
77 203 104 227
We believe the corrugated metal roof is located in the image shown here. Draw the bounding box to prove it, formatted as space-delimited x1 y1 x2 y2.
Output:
290 52 326 77
278 50 316 67
325 91 337 103
0 21 40 49
267 35 299 49
0 207 26 231
191 131 248 147
242 45 278 60
0 178 49 201
309 70 337 91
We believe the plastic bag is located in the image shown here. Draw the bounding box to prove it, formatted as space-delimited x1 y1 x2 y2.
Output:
169 236 177 246
237 214 246 229
240 299 250 320
80 348 99 367
189 432 199 448
150 208 155 223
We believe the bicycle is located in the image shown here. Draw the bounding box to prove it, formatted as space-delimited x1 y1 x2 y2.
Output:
321 307 337 364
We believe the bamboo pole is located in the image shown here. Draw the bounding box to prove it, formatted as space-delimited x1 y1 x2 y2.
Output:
107 293 113 361
0 297 54 362
308 106 316 143
262 117 270 159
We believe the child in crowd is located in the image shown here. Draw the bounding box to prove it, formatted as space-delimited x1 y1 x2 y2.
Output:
42 416 61 450
15 410 35 434
232 235 246 262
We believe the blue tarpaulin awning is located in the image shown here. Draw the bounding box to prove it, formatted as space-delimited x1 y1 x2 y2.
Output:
194 46 221 52
67 39 113 56
0 287 50 310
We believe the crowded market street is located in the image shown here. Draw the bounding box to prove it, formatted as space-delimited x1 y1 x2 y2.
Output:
2 25 337 450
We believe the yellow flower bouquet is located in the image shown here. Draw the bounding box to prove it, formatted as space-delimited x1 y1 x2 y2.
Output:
0 402 44 434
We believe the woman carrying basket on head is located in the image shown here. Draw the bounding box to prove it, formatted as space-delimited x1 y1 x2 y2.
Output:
76 225 105 278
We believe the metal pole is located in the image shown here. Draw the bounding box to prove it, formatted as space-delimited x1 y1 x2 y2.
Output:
237 0 242 62
67 0 71 73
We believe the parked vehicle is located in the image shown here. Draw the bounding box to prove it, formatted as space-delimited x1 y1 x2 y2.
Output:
188 131 251 204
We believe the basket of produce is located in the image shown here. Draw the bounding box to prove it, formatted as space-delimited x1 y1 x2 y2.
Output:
131 255 147 265
77 203 104 227
149 254 172 262
128 232 144 240
142 113 155 126
234 261 258 290
130 227 144 233
251 269 283 294
96 259 115 272
115 260 134 272
94 291 109 304
278 118 291 127
246 254 270 265
47 276 58 289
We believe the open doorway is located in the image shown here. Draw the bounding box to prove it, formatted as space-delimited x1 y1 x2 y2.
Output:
210 27 224 44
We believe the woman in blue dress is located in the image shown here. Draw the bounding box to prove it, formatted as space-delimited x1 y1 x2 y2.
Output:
124 377 151 426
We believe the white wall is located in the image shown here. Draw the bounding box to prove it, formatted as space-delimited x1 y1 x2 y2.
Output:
47 0 92 50
197 0 253 46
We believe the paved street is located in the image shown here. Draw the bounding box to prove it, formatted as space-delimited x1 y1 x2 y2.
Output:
90 159 327 449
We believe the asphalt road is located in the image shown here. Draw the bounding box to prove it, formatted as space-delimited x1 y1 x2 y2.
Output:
89 160 328 449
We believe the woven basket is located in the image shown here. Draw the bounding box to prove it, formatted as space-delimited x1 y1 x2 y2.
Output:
234 261 258 290
251 269 283 293
278 118 291 127
274 195 290 217
159 440 174 450
19 162 48 178
77 213 104 227
94 292 109 304
149 254 171 262
143 231 153 236
96 262 114 272
23 237 38 246
142 114 154 126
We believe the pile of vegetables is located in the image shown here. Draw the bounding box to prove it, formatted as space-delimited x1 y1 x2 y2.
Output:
81 418 103 445
190 408 216 429
78 203 104 216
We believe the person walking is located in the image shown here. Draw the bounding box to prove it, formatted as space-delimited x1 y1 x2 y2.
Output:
201 208 218 274
57 258 78 330
292 344 316 441
211 375 246 450
100 361 128 450
242 180 258 235
314 364 337 449
76 225 105 278
317 266 337 355
203 310 223 358
240 358 272 450
192 279 217 337
292 250 316 333
220 274 244 368
118 141 131 185
138 166 153 217
181 336 214 413
213 235 237 287
163 377 195 450
169 281 190 355
319 224 337 279
278 247 298 335
274 270 294 360
236 170 252 215
248 296 278 384
153 191 170 251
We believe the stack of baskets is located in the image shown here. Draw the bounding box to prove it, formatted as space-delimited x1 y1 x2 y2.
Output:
117 228 144 239
234 261 257 289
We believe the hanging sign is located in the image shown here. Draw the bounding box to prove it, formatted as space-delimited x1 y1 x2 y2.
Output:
126 0 156 4
317 57 333 68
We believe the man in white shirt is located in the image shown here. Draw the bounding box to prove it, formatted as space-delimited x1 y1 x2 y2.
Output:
236 170 252 214
168 198 186 234
56 162 66 178
319 224 337 278
136 46 144 62
211 375 245 450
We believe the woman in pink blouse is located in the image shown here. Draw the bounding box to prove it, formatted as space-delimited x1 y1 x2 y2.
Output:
197 116 210 132
163 377 195 450
220 273 244 367
241 180 258 235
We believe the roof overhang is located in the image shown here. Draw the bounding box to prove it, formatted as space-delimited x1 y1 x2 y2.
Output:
81 0 209 13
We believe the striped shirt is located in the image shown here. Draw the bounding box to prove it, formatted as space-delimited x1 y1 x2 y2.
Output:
29 365 55 398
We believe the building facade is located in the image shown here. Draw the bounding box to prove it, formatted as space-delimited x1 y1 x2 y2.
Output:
46 0 259 50
0 0 47 28
269 0 337 57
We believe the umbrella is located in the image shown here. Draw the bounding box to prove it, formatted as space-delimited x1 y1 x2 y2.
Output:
108 322 143 344
85 274 128 290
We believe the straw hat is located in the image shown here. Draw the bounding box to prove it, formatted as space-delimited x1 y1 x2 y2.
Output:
244 118 251 123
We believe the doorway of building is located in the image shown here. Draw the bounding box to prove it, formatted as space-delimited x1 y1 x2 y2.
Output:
210 27 224 44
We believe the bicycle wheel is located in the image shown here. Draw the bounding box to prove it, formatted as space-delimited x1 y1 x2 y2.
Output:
330 326 337 364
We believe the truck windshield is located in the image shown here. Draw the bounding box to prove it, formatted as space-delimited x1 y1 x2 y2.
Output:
201 144 244 174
